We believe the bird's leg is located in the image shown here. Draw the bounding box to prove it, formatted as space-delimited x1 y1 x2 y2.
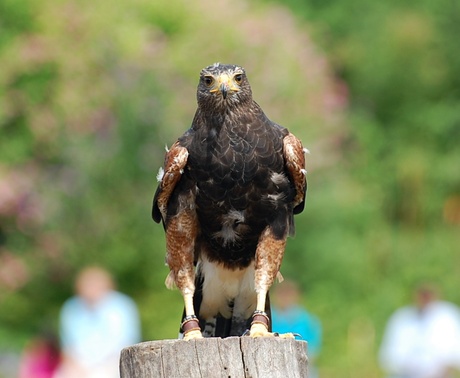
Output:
165 211 203 340
250 227 294 338
180 291 202 340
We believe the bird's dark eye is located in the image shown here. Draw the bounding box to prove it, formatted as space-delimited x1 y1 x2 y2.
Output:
234 74 243 84
204 76 214 86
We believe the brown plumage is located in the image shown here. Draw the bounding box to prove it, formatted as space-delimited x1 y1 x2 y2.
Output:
152 63 307 339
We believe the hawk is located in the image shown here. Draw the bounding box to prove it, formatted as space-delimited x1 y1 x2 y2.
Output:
152 63 307 340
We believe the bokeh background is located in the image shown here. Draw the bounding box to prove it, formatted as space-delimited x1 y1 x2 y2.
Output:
1 0 459 376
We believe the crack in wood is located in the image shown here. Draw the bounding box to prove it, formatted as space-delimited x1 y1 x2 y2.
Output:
120 337 307 377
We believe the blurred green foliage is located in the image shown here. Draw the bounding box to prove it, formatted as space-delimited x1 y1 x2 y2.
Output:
0 0 459 377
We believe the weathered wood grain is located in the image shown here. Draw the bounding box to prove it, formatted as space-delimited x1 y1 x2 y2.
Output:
120 337 308 378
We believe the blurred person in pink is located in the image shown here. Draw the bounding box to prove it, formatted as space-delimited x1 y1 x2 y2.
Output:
19 333 60 378
54 266 141 378
379 284 460 378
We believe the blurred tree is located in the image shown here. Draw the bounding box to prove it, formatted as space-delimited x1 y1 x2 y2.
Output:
0 0 344 356
263 0 460 376
1 0 459 376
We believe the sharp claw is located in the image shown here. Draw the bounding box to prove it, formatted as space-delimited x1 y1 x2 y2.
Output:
274 332 303 339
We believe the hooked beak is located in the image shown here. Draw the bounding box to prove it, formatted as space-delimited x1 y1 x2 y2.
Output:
210 73 239 99
220 83 229 99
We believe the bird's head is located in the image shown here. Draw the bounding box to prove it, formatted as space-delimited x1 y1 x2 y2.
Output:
197 63 252 110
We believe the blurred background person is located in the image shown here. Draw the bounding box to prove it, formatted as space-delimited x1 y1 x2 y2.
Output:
18 332 60 378
271 280 322 378
55 266 141 378
379 284 460 378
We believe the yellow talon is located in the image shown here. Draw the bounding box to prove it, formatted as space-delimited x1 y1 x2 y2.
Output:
183 329 203 341
249 322 272 337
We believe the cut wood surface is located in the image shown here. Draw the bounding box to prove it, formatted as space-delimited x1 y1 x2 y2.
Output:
120 337 308 378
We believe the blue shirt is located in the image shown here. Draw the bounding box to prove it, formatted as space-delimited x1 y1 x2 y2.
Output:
272 305 322 357
60 291 141 368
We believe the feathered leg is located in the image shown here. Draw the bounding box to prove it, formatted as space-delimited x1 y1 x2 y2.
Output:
250 226 294 338
165 211 203 340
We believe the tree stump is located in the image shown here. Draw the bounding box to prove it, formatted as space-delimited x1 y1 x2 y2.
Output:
120 337 308 378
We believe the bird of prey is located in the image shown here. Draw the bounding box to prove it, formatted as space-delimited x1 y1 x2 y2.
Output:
152 63 307 340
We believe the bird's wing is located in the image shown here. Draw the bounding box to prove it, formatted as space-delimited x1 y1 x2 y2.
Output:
283 132 307 215
152 141 189 223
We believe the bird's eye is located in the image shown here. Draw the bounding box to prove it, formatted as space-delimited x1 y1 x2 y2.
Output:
234 74 243 84
204 76 214 86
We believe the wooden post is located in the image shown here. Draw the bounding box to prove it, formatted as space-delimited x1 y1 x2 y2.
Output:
120 337 308 378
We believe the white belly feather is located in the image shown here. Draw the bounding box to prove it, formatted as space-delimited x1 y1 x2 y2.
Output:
198 255 256 320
